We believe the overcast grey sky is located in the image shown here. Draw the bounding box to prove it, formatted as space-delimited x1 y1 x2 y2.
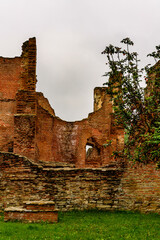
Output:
0 0 160 121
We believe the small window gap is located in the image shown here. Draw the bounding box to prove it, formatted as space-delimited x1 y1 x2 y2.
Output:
86 144 93 157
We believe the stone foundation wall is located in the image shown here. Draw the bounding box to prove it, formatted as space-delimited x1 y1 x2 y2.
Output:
0 152 160 213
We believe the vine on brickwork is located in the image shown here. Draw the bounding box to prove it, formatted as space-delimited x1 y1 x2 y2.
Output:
102 38 160 165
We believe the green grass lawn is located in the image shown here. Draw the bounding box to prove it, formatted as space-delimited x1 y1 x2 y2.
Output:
0 210 160 240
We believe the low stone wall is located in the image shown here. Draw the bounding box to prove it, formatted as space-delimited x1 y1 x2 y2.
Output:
0 152 160 213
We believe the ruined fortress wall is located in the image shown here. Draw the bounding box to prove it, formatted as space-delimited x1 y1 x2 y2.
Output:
0 38 159 214
0 152 160 213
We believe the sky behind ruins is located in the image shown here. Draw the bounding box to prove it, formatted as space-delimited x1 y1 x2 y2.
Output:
0 0 160 121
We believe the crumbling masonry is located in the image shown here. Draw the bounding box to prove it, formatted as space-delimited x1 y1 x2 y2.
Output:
0 38 160 217
0 37 124 168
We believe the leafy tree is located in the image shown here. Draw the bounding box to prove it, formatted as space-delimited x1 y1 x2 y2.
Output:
102 38 160 164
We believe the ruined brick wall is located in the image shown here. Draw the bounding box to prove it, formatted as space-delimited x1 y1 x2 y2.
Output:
0 37 124 167
0 38 159 216
35 92 124 167
0 38 124 167
0 152 160 213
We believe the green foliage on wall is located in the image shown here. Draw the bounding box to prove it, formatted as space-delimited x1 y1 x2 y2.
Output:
102 38 160 164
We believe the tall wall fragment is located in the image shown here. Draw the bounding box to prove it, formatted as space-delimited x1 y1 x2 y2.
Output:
14 37 37 160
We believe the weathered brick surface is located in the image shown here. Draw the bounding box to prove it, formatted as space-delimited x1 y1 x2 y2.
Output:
24 201 56 211
0 57 22 153
0 57 22 100
0 100 15 152
4 209 58 223
0 152 160 213
117 162 160 213
14 114 36 160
